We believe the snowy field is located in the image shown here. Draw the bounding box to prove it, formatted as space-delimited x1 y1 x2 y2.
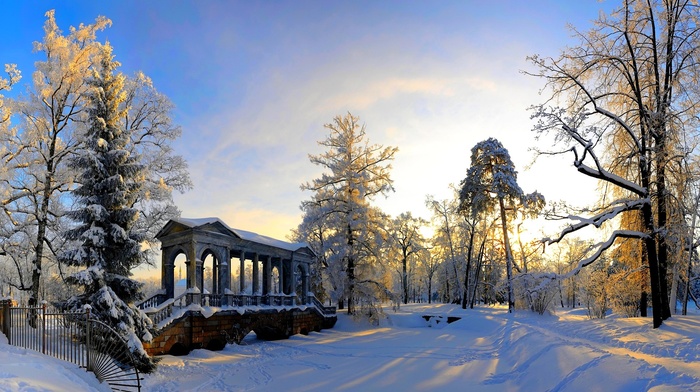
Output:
2 303 700 391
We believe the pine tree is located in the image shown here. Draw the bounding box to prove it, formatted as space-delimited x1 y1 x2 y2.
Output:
59 44 156 373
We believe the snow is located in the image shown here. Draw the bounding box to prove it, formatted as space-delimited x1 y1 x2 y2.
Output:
0 333 110 391
3 303 700 391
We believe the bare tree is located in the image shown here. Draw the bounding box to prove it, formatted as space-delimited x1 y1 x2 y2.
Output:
387 212 427 304
528 0 700 327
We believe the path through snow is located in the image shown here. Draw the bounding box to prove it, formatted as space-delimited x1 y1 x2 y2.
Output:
2 304 698 391
139 304 700 391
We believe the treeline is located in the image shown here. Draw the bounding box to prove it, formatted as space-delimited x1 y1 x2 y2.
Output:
296 0 700 329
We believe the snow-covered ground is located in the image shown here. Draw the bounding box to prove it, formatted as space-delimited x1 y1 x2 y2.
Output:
0 332 109 391
2 304 700 391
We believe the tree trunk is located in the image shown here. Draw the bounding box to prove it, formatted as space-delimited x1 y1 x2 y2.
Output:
462 229 475 309
669 263 678 315
683 191 700 315
655 133 671 321
30 148 56 312
470 239 486 309
499 197 515 313
346 224 355 315
642 201 663 328
402 252 408 305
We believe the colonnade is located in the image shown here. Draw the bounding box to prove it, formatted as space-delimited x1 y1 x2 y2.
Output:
156 218 315 306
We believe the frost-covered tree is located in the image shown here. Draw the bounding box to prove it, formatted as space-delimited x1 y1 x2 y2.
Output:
0 63 19 129
6 11 109 308
0 11 189 307
528 0 700 327
426 196 462 303
121 72 192 254
299 113 397 315
59 44 156 373
459 138 543 313
387 212 426 304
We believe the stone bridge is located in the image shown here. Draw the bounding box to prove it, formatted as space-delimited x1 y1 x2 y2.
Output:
139 217 337 356
143 305 336 356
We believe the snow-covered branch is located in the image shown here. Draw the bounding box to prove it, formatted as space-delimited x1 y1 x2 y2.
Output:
544 198 648 244
527 230 649 295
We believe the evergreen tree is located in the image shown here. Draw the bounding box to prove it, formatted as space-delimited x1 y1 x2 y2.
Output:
59 44 156 373
299 113 397 315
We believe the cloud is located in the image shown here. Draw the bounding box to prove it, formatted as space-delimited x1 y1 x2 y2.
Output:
169 3 604 239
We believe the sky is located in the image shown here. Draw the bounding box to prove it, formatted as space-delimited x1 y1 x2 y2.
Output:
0 1 616 249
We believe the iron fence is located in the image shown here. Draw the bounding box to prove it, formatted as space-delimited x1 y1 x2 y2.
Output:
0 301 141 392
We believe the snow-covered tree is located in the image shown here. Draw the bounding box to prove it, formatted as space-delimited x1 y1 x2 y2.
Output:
121 72 192 256
425 195 462 303
528 0 700 327
59 44 156 373
459 138 543 313
387 212 427 304
0 11 189 309
4 11 109 308
299 113 397 315
0 63 19 129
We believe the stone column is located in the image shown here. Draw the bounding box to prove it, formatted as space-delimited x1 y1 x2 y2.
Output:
252 253 260 295
304 269 310 304
220 247 231 292
160 248 175 298
161 263 175 298
212 256 218 294
239 250 246 294
196 258 204 293
186 239 197 290
263 256 271 296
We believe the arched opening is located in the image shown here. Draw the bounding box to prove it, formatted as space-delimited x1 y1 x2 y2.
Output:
201 250 218 295
174 252 187 298
169 342 189 356
205 338 226 351
231 252 254 294
230 254 239 294
271 266 280 294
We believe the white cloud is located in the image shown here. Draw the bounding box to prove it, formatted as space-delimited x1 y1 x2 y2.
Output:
170 4 604 239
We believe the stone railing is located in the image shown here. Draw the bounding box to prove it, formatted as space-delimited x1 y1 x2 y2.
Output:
136 289 167 310
142 290 335 327
309 295 337 317
143 292 187 326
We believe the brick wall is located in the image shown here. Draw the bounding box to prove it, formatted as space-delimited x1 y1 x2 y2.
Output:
143 307 337 356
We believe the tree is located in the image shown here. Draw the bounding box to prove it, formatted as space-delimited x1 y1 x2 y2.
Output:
459 138 541 313
8 11 110 308
426 196 462 303
59 44 156 373
0 62 19 135
300 113 397 314
420 250 440 304
0 11 190 307
528 0 700 327
387 212 426 304
121 72 192 252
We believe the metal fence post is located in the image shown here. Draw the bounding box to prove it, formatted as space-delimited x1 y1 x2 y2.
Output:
0 300 9 342
41 302 47 355
85 306 91 372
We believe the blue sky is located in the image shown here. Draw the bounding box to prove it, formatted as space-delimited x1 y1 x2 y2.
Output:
0 1 614 245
